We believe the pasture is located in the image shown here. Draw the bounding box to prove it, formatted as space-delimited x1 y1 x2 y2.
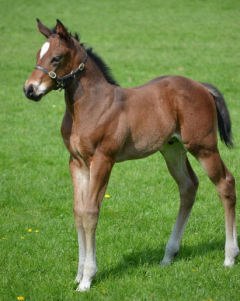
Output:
1 0 240 300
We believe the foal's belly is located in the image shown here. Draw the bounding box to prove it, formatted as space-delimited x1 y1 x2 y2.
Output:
115 95 176 162
116 129 171 162
116 145 161 162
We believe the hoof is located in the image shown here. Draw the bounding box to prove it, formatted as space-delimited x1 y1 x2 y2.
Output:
224 258 235 267
160 259 172 266
76 282 91 292
224 246 239 267
76 277 92 292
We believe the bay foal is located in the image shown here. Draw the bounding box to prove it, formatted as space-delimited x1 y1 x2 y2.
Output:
23 19 239 291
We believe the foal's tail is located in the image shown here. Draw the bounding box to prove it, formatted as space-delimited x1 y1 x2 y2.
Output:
200 82 233 148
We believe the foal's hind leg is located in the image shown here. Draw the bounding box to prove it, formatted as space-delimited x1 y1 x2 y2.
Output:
197 150 239 266
160 139 199 265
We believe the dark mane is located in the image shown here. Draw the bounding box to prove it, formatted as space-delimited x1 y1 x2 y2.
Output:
51 26 119 86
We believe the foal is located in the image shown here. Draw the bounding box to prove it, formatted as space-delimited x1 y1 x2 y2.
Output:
23 19 239 291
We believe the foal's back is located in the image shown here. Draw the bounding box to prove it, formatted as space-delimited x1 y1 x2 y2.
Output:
115 75 216 161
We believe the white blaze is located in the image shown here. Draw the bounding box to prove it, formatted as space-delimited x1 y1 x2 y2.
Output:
40 42 50 59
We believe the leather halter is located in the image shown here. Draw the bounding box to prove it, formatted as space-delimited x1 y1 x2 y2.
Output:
34 52 88 92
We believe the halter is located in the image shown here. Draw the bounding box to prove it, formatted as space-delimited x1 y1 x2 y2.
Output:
34 52 88 92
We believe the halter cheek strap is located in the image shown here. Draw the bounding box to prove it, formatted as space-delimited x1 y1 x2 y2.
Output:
34 52 88 92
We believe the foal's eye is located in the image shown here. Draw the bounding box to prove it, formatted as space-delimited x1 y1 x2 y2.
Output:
51 56 62 63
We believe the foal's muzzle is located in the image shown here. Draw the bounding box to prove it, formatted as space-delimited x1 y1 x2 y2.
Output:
23 84 44 102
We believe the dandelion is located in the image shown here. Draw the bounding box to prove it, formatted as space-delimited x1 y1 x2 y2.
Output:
105 194 110 198
99 286 107 295
3 237 7 240
28 229 32 233
21 237 25 240
34 230 39 233
17 296 25 301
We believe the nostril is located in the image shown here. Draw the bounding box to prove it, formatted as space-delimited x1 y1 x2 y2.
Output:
23 84 37 100
27 84 34 97
23 83 43 101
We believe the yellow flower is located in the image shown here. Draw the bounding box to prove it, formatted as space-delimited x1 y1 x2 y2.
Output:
28 229 32 233
34 230 39 233
105 194 110 198
99 286 107 295
17 297 25 301
192 269 196 272
21 237 25 239
3 237 7 240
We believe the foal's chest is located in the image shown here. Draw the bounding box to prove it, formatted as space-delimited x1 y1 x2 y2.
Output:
67 133 87 162
61 110 93 164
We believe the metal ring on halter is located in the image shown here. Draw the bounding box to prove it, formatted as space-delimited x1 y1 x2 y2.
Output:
48 71 57 79
79 63 85 71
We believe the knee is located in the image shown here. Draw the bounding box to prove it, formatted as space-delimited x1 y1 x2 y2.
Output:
75 207 99 230
73 201 83 218
74 204 99 218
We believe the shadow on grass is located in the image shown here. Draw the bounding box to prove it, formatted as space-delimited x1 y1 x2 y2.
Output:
95 238 226 283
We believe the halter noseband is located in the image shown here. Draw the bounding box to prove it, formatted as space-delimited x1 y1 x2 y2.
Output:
34 52 88 92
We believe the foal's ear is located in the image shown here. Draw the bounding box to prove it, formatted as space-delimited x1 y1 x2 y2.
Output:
56 19 70 41
36 19 53 38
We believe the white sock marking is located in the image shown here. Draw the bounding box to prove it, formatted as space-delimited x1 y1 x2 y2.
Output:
40 42 50 59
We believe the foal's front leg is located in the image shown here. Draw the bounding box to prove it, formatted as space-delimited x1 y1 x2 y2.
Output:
69 157 90 284
73 152 114 292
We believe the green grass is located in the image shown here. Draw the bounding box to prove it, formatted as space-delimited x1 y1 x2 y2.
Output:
1 0 240 300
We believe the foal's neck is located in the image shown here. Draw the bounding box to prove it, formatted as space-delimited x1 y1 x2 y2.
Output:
64 53 115 116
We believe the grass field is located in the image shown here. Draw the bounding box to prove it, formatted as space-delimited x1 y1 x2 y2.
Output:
1 0 240 300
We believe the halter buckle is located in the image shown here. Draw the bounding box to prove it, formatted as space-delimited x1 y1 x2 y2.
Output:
79 63 85 71
49 71 57 79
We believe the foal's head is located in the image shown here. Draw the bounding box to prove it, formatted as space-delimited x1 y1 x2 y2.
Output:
23 19 83 101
